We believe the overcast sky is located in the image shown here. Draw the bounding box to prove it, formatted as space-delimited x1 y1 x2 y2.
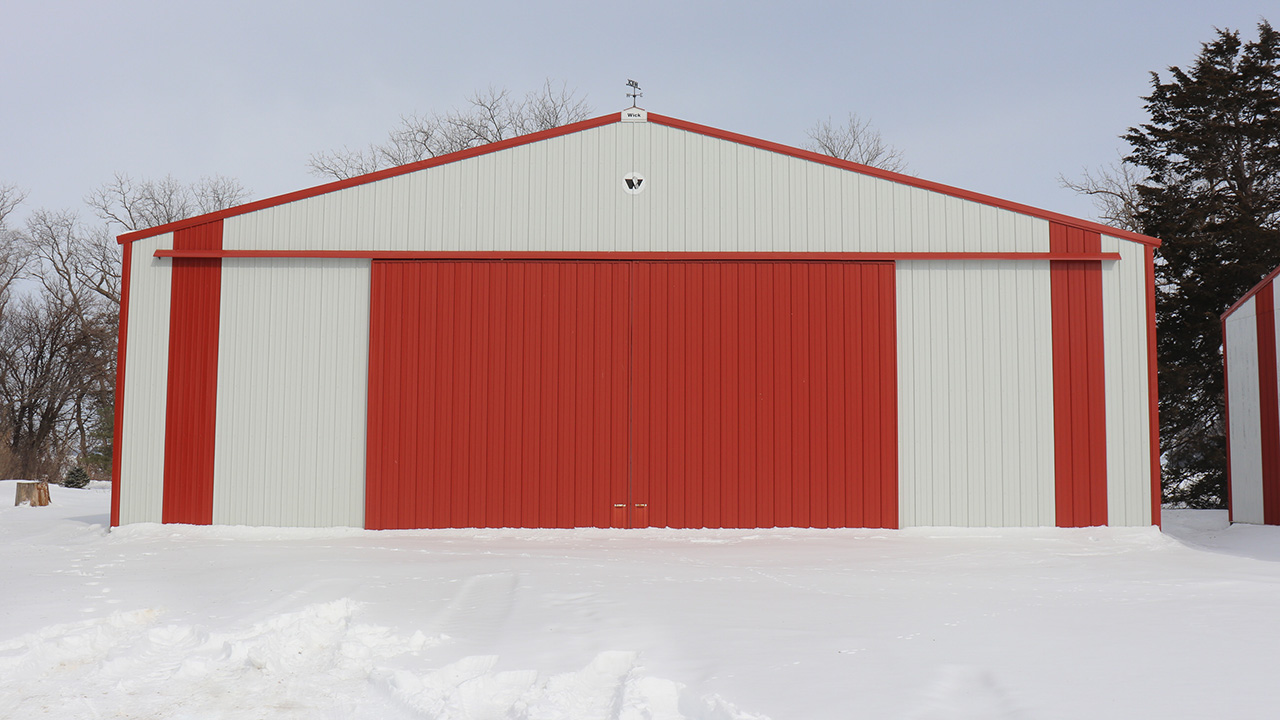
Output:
2 1 1273 234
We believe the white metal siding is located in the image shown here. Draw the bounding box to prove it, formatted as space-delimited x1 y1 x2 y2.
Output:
211 259 370 527
1225 296 1265 524
1101 236 1153 526
118 233 175 524
896 260 1056 527
222 121 1051 255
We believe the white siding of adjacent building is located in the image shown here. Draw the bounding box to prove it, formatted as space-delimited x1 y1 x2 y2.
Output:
1226 296 1266 524
896 260 1057 527
117 233 175 525
211 259 370 527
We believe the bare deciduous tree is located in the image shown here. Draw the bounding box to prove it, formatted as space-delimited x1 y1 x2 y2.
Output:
0 183 28 227
309 80 592 180
804 113 907 173
24 209 120 308
16 207 122 479
1057 156 1144 233
0 183 31 312
0 290 114 481
85 173 249 232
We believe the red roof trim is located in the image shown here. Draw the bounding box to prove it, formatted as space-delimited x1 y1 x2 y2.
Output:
154 249 1123 262
120 110 1160 248
646 113 1159 248
1223 264 1280 320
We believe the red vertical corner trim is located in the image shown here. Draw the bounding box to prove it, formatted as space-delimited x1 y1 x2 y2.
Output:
1145 247 1162 526
1050 223 1109 527
110 243 133 527
161 220 223 525
1255 283 1280 524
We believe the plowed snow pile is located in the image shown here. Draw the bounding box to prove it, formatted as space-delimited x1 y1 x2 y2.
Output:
2 481 1277 719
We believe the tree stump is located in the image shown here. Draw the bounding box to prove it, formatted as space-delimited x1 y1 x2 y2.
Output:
14 481 51 507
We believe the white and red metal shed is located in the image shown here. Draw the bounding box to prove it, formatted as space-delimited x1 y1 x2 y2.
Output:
111 109 1162 530
1223 269 1280 524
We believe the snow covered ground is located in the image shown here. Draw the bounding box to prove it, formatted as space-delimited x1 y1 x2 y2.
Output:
2 481 1278 719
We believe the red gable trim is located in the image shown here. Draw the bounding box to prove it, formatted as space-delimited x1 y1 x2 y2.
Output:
1224 264 1280 321
119 110 1159 249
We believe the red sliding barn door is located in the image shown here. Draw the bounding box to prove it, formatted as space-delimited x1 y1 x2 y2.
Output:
632 262 898 529
365 260 898 529
365 261 629 529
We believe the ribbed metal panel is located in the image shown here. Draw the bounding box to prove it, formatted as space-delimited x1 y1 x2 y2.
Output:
365 261 629 530
896 260 1056 527
162 222 223 525
211 259 370 527
1258 283 1280 524
1226 296 1265 524
633 262 898 529
118 233 174 525
1050 225 1108 528
1101 236 1153 526
221 122 1050 255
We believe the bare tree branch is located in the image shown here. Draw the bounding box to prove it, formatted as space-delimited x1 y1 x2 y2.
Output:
308 80 593 180
194 175 251 215
85 172 248 232
1057 156 1145 233
23 209 120 309
0 183 28 227
804 113 907 173
0 183 31 314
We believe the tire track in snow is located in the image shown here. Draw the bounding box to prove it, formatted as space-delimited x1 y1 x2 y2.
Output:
426 572 519 644
0 595 770 719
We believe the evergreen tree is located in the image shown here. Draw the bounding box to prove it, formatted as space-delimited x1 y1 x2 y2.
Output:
64 466 89 489
1124 21 1280 507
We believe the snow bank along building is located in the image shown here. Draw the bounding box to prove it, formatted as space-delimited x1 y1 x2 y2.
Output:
111 109 1162 530
1223 269 1280 525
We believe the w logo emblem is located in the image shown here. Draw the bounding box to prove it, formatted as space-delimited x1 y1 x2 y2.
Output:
623 172 646 195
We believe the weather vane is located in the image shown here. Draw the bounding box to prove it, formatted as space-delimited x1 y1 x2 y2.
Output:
626 79 642 108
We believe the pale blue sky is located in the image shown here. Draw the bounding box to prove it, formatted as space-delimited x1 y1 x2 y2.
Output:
2 1 1272 231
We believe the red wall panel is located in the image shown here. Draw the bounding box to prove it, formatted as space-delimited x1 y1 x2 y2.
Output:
1254 284 1280 524
365 261 630 530
632 262 898 529
161 221 223 525
1050 223 1109 527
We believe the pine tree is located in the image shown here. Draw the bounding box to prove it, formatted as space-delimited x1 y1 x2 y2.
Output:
64 466 90 489
1124 21 1280 507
